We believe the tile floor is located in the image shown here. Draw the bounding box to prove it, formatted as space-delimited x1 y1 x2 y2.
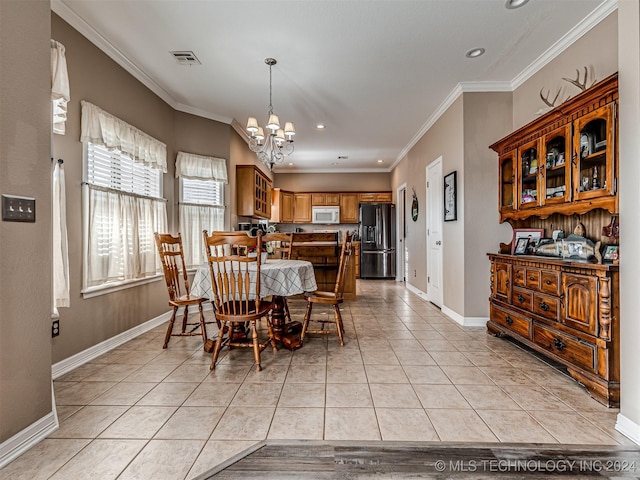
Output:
1 280 633 479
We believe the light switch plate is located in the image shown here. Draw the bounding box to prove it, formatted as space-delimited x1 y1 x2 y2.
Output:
2 194 36 222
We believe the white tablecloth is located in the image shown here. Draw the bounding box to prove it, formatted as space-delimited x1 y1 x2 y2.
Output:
191 259 317 300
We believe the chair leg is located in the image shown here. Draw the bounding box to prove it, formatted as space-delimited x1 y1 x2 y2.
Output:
163 306 178 348
181 305 189 333
301 301 313 344
283 298 292 323
333 304 345 346
210 319 226 371
251 320 262 372
264 316 278 352
211 301 222 329
198 302 208 344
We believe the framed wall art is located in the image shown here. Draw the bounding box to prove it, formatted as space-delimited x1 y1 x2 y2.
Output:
444 171 457 222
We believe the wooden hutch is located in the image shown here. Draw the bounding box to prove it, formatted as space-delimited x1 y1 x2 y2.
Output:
487 73 619 406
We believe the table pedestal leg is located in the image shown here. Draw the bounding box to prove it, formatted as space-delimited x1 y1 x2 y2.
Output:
270 295 286 340
270 295 303 350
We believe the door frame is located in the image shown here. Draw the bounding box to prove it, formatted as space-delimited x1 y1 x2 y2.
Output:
396 183 407 282
426 157 444 307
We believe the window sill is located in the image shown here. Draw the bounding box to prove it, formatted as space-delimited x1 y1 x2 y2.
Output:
82 274 163 299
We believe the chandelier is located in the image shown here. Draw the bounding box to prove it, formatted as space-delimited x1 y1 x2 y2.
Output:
246 58 295 171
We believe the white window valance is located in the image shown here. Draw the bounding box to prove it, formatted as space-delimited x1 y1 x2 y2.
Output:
175 151 228 183
51 40 70 135
80 100 167 173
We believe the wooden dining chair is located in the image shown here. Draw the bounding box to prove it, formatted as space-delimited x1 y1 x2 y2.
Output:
203 229 277 372
262 232 294 323
154 232 212 350
300 232 353 346
262 232 293 260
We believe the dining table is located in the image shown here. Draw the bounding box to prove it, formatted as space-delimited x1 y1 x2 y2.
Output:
190 258 317 349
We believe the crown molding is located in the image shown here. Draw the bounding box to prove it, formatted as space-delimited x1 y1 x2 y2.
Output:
510 0 618 89
175 103 232 125
52 0 178 109
459 81 512 92
274 167 391 174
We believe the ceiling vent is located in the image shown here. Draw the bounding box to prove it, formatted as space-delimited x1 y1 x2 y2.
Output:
170 51 201 66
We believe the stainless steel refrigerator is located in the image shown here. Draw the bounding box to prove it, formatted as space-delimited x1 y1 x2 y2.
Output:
360 203 396 278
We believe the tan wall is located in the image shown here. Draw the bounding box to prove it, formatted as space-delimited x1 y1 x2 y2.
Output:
50 14 177 362
0 0 52 443
273 172 391 192
392 97 464 299
462 93 513 318
513 12 618 129
618 0 640 432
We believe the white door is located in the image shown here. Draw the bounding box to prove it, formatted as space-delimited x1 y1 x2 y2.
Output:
426 158 443 307
396 184 407 282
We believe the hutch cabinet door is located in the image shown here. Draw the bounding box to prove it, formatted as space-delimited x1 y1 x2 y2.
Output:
493 261 512 302
572 103 615 201
517 139 542 209
541 125 571 205
499 150 516 217
561 273 598 335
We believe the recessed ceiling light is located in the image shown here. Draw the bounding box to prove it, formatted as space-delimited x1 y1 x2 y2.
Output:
505 0 529 9
316 124 326 129
377 159 383 163
288 162 294 166
465 48 485 58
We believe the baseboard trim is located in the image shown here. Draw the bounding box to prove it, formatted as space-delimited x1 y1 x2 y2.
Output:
52 309 172 380
441 306 488 327
406 283 428 298
0 409 58 469
615 413 640 445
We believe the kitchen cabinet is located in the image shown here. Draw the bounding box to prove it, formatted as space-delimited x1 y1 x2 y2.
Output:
236 165 272 219
271 188 294 223
488 254 619 406
490 73 618 222
340 193 359 223
359 192 392 203
311 193 340 206
293 193 312 223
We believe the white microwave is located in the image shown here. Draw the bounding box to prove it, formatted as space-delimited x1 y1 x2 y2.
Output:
312 206 340 224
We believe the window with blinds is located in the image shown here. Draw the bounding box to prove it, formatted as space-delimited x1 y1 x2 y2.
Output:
83 142 167 293
87 142 162 197
181 177 223 206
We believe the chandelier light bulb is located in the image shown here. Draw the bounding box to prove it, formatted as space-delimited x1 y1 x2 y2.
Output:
267 114 280 131
284 122 296 140
255 127 265 143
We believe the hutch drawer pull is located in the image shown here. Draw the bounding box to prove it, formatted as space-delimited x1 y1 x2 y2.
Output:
553 338 566 350
529 276 536 281
545 280 552 285
539 301 550 311
505 316 514 325
517 294 526 303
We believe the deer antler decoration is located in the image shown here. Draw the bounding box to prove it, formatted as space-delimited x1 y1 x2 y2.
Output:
539 88 561 108
562 67 590 91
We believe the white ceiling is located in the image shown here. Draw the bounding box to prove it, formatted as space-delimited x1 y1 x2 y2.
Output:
53 0 612 173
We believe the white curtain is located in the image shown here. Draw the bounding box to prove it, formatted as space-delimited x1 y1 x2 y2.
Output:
51 40 70 135
175 151 228 183
87 187 167 287
80 101 167 173
176 151 228 267
179 204 225 267
52 161 70 312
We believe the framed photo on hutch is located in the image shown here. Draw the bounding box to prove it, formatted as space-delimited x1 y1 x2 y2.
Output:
511 228 544 254
444 171 457 222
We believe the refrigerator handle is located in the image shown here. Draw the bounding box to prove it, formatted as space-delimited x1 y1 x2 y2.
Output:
376 206 382 246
